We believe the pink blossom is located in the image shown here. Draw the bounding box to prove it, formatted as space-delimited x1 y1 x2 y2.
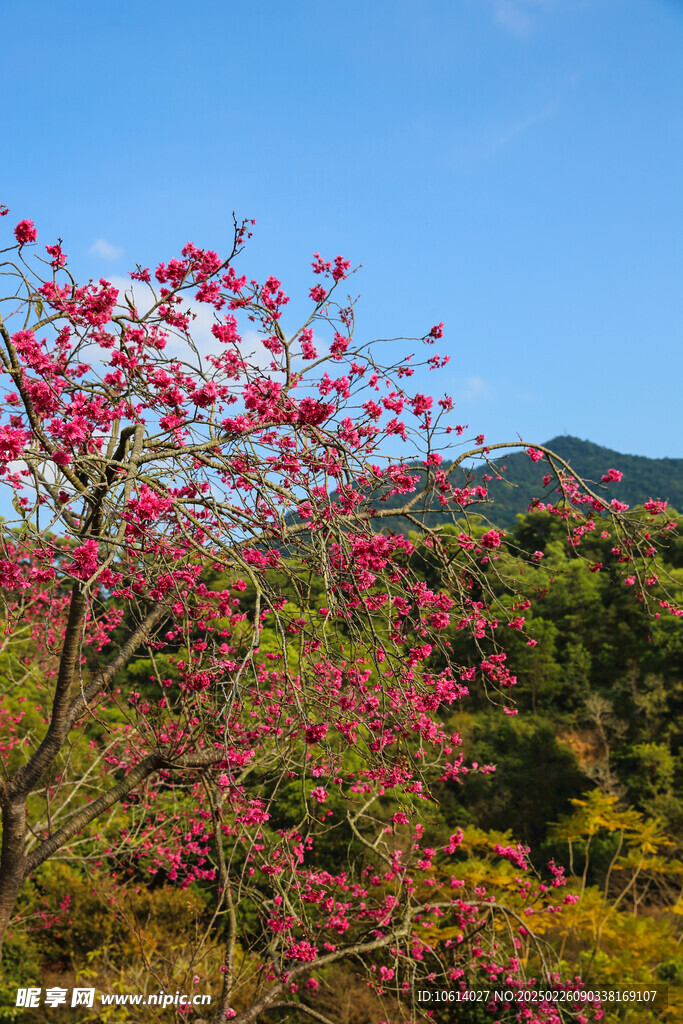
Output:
130 266 151 283
332 255 351 280
424 452 443 467
0 425 30 464
299 327 318 359
305 723 329 745
14 219 37 245
0 561 28 591
495 843 529 870
410 393 432 416
69 540 99 580
330 333 349 359
643 498 668 515
310 787 328 803
286 940 318 962
444 829 464 854
45 243 67 269
297 397 334 426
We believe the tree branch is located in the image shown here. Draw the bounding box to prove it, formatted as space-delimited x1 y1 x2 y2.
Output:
66 594 174 730
24 747 228 876
9 583 87 798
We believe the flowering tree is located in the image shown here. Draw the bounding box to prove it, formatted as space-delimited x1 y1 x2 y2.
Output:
0 205 678 1022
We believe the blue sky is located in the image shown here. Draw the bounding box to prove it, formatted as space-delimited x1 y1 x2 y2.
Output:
3 0 682 458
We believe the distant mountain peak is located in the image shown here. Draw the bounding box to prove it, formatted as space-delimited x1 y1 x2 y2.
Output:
365 437 682 533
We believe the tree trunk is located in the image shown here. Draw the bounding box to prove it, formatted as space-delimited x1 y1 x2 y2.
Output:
0 797 27 956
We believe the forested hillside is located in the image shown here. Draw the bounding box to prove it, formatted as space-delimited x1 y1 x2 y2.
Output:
367 436 683 532
3 507 682 1022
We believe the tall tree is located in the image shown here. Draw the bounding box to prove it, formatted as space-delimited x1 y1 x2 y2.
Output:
0 207 677 1021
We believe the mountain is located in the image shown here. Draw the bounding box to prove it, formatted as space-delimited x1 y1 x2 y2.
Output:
366 436 683 532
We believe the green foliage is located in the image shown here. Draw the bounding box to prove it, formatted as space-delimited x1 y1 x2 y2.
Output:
454 716 586 846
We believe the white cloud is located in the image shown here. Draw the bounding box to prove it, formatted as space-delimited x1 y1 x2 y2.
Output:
488 98 560 153
457 376 494 403
489 0 555 37
451 72 577 170
90 238 123 261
